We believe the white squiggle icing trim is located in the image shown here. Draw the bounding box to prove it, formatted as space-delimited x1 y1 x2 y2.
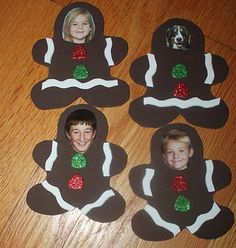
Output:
205 160 215 192
81 190 115 215
142 168 155 196
45 140 58 171
41 78 118 90
42 180 75 211
144 204 181 236
186 203 221 233
143 97 221 109
204 53 215 85
145 53 157 87
102 143 112 177
44 38 54 64
104 38 114 66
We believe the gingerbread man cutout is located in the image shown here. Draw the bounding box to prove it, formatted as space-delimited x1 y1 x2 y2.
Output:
27 104 127 222
129 18 229 128
129 123 234 240
31 2 129 109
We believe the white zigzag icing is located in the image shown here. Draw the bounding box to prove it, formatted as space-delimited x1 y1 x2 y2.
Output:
104 37 114 66
144 204 181 236
143 96 220 109
102 142 112 177
186 203 221 233
81 190 115 215
145 53 157 87
142 168 155 196
42 180 75 211
41 78 118 90
44 38 54 64
204 53 215 85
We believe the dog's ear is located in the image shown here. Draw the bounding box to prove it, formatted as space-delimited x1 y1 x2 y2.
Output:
165 27 172 48
182 26 191 48
187 34 191 48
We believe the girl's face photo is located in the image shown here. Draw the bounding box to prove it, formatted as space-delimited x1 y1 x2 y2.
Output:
70 14 92 43
66 123 96 153
163 139 193 170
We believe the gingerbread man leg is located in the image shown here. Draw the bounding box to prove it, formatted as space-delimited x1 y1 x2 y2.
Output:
183 100 229 128
80 189 125 222
26 182 74 215
189 205 234 239
131 205 181 241
129 97 178 128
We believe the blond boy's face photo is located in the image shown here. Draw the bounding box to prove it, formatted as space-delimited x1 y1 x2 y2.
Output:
163 139 193 170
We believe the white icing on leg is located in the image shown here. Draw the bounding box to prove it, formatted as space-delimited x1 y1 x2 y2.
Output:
44 38 54 64
41 78 118 90
104 38 114 66
205 160 215 192
142 168 155 196
45 140 58 171
42 180 75 211
81 190 115 215
143 97 220 109
102 142 112 176
204 53 215 85
145 53 157 87
186 203 221 233
144 204 181 236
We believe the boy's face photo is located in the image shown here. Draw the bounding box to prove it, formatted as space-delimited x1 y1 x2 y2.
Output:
163 139 193 170
66 122 96 153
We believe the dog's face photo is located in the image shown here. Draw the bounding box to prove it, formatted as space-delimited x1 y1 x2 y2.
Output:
166 25 191 50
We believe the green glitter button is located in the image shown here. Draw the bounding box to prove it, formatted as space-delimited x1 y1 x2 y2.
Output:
172 64 188 78
73 64 88 80
174 195 191 212
71 153 87 169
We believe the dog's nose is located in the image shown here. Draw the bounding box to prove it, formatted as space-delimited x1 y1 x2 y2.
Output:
176 37 182 42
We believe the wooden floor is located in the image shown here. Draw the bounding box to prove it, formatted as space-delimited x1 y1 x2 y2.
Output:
0 0 235 247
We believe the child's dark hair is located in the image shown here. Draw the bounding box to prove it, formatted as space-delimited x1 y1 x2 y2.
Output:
65 109 97 134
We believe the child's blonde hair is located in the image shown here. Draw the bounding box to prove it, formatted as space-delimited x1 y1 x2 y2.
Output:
62 8 95 43
161 129 192 153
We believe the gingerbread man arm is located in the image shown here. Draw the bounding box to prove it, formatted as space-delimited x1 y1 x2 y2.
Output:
106 36 128 66
204 53 229 85
32 140 58 171
129 165 155 199
205 159 231 192
103 143 127 177
32 38 54 67
130 53 157 87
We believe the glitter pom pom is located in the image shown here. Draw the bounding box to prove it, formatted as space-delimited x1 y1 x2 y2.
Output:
73 64 88 80
72 45 87 60
71 153 87 169
174 195 191 212
173 82 189 98
172 176 188 192
68 174 84 190
172 64 188 78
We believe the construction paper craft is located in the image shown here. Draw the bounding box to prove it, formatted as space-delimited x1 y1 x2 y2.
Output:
27 104 127 222
129 18 229 128
31 2 129 109
129 123 234 240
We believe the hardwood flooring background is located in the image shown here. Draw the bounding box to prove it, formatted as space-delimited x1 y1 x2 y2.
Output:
0 0 235 247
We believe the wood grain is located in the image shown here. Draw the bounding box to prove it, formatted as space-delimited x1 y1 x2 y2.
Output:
0 0 235 247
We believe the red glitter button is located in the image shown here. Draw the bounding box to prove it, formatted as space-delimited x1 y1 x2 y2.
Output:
68 174 84 190
173 82 189 99
72 45 87 60
172 176 188 192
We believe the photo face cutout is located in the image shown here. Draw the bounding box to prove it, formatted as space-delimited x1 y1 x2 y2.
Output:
62 8 95 43
161 129 194 170
65 109 97 153
166 25 191 50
